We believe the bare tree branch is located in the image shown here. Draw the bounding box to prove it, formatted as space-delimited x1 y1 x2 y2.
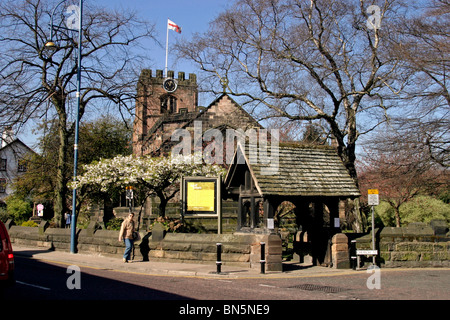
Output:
0 0 156 226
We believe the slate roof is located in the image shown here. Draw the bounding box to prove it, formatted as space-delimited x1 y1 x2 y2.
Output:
226 143 360 198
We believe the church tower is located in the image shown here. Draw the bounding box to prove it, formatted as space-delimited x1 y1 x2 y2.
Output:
133 69 198 155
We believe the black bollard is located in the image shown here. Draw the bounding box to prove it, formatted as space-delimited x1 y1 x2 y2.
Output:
260 242 266 274
350 239 357 270
216 243 222 274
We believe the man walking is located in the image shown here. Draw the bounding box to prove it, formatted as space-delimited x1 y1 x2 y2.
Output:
118 212 135 263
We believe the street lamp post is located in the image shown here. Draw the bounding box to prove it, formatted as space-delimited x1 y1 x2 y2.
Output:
46 0 83 254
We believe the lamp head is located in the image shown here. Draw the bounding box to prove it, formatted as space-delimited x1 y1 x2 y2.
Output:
44 41 57 51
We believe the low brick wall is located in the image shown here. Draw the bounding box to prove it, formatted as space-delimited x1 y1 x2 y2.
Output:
356 221 449 268
6 219 282 271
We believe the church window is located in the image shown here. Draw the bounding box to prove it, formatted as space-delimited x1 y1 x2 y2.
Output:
160 95 177 113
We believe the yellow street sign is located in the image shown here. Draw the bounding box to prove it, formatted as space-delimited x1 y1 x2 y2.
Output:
368 189 379 206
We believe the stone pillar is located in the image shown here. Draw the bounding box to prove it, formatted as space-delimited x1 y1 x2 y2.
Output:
151 222 166 242
266 234 282 271
331 233 349 269
251 234 282 272
38 220 50 236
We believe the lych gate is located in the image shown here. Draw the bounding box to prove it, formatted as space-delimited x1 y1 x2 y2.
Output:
224 143 360 267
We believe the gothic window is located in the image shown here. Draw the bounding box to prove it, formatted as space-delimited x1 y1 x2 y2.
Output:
0 159 6 171
160 95 177 114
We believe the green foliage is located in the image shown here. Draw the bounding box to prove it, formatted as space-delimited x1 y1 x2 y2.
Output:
106 217 124 231
5 196 32 225
375 196 450 227
12 117 133 206
439 190 450 204
0 207 9 223
374 201 396 227
401 196 450 225
78 117 132 164
150 216 185 233
21 220 38 227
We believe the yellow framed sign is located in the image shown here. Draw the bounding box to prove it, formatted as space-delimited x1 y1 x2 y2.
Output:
181 176 222 234
186 181 215 212
181 176 221 216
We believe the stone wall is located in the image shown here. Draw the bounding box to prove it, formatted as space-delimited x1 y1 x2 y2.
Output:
355 220 449 268
147 230 282 271
148 199 239 234
9 218 448 270
6 219 282 271
104 199 239 234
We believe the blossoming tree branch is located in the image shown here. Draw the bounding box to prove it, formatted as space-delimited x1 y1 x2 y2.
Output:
71 154 226 217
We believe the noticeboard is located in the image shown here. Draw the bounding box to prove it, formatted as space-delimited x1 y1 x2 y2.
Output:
181 176 221 216
186 181 215 212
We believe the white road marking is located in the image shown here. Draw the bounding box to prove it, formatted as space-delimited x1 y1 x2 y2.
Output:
16 280 51 291
259 284 276 288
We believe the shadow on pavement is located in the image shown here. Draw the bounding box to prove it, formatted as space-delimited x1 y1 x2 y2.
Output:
3 256 191 300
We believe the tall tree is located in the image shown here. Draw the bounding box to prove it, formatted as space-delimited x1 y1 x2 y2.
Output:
0 0 155 226
385 0 449 168
176 0 408 231
357 150 445 227
12 116 133 212
73 154 226 217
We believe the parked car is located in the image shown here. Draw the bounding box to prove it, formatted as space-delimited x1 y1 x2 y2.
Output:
0 220 15 285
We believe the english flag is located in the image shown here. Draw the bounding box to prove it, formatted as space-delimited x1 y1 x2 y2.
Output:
168 19 182 33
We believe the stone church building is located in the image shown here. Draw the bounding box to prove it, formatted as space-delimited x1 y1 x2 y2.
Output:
128 69 360 269
132 69 261 157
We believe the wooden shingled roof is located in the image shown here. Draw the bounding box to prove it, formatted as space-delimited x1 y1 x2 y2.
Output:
225 143 360 198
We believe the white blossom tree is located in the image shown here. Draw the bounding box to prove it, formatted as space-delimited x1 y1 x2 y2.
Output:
73 154 226 217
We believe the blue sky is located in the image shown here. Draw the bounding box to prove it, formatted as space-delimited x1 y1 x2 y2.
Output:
95 0 230 74
19 0 232 145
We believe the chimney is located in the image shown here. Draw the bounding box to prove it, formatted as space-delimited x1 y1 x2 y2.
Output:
1 127 14 148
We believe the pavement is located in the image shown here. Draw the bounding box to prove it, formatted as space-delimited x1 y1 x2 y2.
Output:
12 245 362 279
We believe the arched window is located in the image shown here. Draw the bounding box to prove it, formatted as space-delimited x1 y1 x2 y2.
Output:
160 95 177 113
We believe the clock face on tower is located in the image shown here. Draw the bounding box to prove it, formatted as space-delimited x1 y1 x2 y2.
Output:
163 78 178 93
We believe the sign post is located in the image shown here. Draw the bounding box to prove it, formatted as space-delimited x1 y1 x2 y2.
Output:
367 189 379 265
126 186 134 213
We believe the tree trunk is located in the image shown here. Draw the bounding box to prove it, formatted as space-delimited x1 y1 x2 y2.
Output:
332 124 365 233
156 191 168 218
54 116 70 228
394 206 402 228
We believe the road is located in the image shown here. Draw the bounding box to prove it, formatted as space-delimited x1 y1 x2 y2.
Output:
2 256 449 312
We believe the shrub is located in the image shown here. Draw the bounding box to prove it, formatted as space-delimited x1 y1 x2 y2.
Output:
5 196 32 225
0 207 9 223
150 216 185 233
21 220 38 227
374 196 450 227
374 201 396 227
106 217 123 231
400 196 450 225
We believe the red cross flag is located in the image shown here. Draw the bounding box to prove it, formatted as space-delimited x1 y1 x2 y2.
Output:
168 19 182 33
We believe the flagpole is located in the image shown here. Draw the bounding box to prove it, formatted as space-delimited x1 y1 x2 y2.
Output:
165 18 169 78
